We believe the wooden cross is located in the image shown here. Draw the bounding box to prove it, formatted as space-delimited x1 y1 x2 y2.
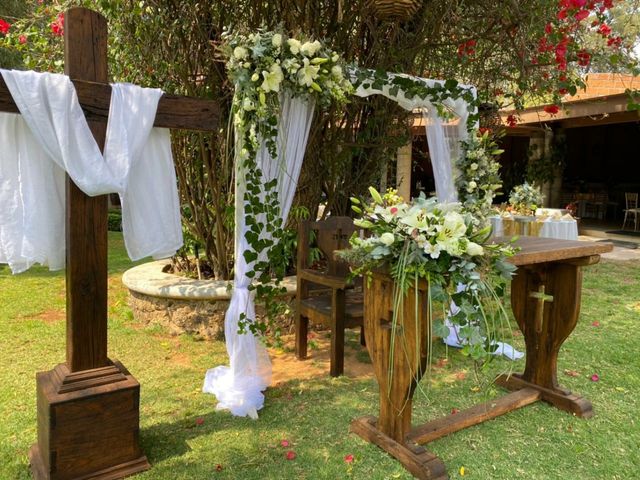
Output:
530 285 554 334
0 8 220 479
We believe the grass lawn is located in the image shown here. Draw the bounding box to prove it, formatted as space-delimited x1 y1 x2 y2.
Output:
1 232 639 479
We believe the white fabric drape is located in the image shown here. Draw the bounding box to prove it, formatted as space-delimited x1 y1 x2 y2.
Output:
203 93 316 419
0 69 182 273
352 70 476 203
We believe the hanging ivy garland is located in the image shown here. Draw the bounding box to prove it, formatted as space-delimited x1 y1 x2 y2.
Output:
223 29 491 339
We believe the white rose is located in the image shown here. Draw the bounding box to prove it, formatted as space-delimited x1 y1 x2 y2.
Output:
287 38 302 54
379 232 395 246
466 242 484 256
470 163 478 171
300 40 322 56
233 46 248 60
242 97 255 111
272 33 283 47
331 65 343 80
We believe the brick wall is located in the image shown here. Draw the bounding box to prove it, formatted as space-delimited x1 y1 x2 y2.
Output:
568 73 639 101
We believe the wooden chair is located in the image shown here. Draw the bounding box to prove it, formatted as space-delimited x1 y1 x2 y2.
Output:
622 192 639 231
295 216 365 377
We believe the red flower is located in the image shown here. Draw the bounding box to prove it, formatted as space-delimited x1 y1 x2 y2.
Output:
590 374 600 382
19 34 27 44
51 12 64 36
280 439 290 447
598 23 612 37
570 0 587 7
478 127 491 136
0 19 10 35
574 9 590 21
195 417 205 426
592 320 600 327
607 36 622 48
577 50 591 66
344 454 354 463
390 207 398 214
558 88 569 95
544 23 553 34
557 9 568 20
285 450 296 460
544 105 560 115
506 114 518 127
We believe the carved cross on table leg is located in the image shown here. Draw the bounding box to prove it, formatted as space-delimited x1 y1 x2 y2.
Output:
496 259 597 418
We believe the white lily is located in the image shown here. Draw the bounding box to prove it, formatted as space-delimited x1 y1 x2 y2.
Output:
297 58 320 87
272 33 283 47
261 64 284 93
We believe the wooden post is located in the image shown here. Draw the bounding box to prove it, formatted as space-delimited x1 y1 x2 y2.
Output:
0 7 219 479
64 4 110 373
28 8 148 480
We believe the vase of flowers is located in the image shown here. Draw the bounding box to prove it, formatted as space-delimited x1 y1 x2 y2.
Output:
338 188 516 440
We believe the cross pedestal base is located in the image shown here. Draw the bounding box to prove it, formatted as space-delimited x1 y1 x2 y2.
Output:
28 360 150 480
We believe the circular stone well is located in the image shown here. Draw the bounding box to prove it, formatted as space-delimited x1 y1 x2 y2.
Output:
123 260 296 340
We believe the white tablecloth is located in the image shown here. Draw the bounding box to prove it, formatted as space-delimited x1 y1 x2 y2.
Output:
490 216 578 241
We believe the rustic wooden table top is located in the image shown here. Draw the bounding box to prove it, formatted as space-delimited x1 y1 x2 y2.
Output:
494 236 614 266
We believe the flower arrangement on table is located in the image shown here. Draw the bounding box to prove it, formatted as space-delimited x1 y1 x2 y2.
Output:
507 182 544 216
338 187 517 362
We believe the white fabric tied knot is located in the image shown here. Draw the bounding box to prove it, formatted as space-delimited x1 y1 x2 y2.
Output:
0 69 182 273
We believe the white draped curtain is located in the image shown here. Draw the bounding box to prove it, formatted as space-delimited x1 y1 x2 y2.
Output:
0 69 182 274
203 93 316 419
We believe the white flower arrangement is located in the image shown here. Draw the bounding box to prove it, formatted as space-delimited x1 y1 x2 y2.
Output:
455 129 503 227
508 182 544 216
223 30 353 336
338 187 517 362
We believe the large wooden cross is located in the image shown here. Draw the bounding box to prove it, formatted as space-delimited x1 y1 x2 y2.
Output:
0 8 220 479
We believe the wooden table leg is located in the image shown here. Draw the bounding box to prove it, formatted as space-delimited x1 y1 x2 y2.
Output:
496 258 598 418
351 273 447 479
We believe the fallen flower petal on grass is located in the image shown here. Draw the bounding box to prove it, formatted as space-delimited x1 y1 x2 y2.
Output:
280 439 290 447
195 417 205 426
451 408 460 414
592 321 600 327
590 374 600 382
344 454 354 463
215 464 223 471
460 466 466 476
286 450 296 460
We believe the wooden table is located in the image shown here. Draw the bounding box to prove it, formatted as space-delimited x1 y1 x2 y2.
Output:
351 237 613 479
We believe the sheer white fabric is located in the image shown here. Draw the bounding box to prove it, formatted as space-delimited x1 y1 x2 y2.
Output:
203 93 316 419
0 69 182 273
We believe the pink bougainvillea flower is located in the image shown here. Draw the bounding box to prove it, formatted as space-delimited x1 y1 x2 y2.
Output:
574 9 590 21
506 114 518 128
344 454 354 463
544 105 560 115
598 23 612 37
51 12 64 36
577 50 591 66
390 207 398 214
19 34 27 44
280 439 290 448
195 417 205 426
591 374 600 382
571 0 587 8
0 19 10 35
285 450 296 460
592 321 600 327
